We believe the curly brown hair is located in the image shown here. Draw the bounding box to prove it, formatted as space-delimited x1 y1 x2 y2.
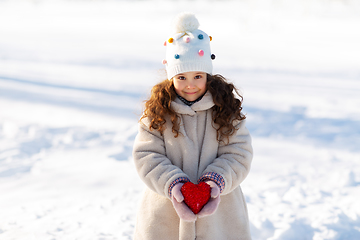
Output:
141 74 246 141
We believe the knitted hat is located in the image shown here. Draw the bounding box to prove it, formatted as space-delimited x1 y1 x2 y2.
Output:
162 13 215 80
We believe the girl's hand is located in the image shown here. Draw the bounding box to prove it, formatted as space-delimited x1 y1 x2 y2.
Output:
171 183 197 222
197 181 221 218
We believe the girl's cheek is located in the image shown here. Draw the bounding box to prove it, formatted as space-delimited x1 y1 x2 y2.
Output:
173 82 181 91
200 82 207 90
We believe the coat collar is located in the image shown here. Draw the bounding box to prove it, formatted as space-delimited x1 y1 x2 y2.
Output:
171 91 215 116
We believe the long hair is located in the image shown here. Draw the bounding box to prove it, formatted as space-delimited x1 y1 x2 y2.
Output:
141 74 246 141
141 79 180 137
207 74 246 141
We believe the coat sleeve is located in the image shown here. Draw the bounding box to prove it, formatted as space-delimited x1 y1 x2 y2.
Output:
132 119 190 198
201 119 253 195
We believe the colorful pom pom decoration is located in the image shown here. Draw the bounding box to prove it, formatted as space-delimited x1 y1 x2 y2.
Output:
211 54 216 60
184 36 191 43
209 36 212 41
162 59 167 65
174 54 180 59
198 50 204 57
168 38 174 43
198 34 204 40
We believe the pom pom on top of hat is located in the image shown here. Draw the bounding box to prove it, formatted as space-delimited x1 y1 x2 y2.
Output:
173 12 200 33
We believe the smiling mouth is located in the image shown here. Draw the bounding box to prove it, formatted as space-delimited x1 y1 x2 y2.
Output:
185 91 198 94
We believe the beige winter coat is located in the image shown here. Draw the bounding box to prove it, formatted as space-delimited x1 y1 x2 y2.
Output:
132 92 253 240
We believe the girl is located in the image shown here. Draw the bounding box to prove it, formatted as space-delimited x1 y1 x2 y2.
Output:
132 13 253 240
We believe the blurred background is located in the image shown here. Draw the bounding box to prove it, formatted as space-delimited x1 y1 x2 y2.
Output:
0 0 359 239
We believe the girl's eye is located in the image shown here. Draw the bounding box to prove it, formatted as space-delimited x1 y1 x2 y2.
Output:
195 75 202 79
179 76 186 80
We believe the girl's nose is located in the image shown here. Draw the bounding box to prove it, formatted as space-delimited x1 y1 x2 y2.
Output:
187 80 195 89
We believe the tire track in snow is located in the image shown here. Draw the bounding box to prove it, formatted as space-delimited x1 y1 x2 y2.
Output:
245 106 360 152
0 76 144 120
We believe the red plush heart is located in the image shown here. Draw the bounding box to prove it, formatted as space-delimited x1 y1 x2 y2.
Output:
181 182 211 214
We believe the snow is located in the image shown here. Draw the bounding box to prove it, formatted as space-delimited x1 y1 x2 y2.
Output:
0 0 360 239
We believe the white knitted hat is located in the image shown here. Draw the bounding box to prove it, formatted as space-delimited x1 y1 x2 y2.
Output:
162 13 215 80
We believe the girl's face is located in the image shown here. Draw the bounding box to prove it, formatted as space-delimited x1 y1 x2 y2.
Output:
172 71 207 102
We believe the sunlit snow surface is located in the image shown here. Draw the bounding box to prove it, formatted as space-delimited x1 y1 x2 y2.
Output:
0 0 360 239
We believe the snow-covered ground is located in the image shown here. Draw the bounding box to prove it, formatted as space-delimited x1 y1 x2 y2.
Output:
0 0 360 239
